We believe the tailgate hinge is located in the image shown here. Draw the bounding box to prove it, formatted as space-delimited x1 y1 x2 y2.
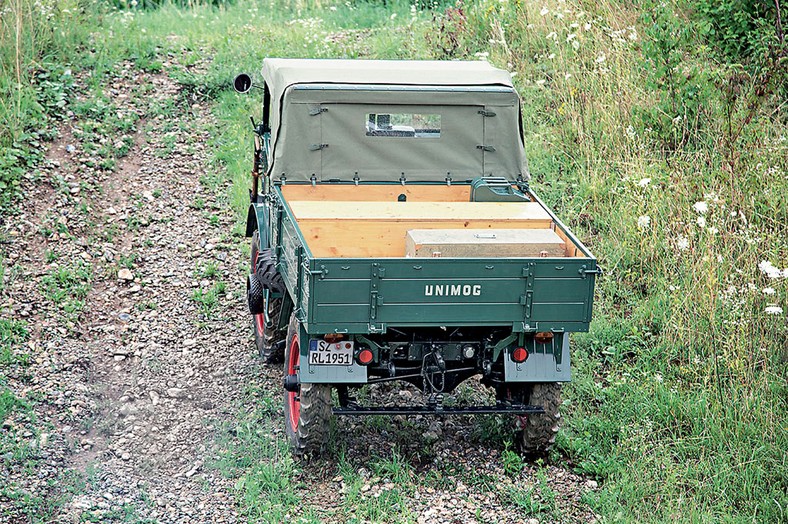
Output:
309 106 327 116
521 263 536 319
476 145 496 152
369 264 385 323
309 143 329 151
478 109 497 117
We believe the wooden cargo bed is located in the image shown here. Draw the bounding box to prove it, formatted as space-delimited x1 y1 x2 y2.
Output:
282 189 583 259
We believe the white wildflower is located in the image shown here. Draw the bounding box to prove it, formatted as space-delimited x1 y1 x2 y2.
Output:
638 177 651 187
583 22 591 30
707 226 719 235
697 216 706 228
765 306 784 315
540 6 549 16
566 33 576 42
564 73 572 80
676 236 689 251
763 287 776 295
390 13 397 19
693 201 708 214
637 215 651 229
548 53 555 59
595 53 606 63
654 373 663 383
329 5 337 10
546 31 557 40
572 40 580 50
758 260 785 279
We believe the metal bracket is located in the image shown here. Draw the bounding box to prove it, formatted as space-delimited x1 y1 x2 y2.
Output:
476 145 496 152
492 333 517 363
478 109 497 117
308 265 328 280
369 263 385 324
309 106 327 116
522 263 535 319
445 173 452 186
353 172 360 186
399 173 406 185
578 265 603 279
309 143 329 151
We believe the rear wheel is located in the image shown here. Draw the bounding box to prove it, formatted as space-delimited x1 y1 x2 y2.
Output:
250 230 285 363
283 313 332 456
518 382 562 453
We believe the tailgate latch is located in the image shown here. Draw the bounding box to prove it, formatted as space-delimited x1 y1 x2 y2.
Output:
578 265 603 279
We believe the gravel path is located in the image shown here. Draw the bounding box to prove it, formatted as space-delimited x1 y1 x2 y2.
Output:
1 59 599 523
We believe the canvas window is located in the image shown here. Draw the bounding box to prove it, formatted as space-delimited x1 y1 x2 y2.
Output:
365 113 441 138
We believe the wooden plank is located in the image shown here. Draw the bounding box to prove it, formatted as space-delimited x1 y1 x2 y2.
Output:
288 201 552 222
300 219 553 258
281 185 471 202
552 224 584 258
405 229 566 258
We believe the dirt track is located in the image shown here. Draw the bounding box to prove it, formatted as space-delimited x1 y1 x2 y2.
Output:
0 59 598 523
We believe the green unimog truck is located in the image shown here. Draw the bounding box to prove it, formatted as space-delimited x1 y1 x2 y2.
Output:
235 58 599 455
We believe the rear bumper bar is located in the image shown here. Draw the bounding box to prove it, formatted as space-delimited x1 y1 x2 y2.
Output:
333 404 544 416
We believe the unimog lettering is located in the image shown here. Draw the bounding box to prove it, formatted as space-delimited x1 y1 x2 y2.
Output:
236 58 598 456
425 284 482 296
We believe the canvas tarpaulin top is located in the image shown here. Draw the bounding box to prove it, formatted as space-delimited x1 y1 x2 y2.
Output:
260 58 529 183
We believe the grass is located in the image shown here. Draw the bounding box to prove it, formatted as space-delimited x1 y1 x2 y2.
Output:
40 260 93 325
191 280 226 318
94 0 786 521
0 0 785 522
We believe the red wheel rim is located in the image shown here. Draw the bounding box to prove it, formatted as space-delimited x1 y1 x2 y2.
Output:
252 246 266 334
286 334 300 431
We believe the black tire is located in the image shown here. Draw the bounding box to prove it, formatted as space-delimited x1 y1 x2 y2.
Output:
519 382 562 453
250 230 285 363
283 313 332 456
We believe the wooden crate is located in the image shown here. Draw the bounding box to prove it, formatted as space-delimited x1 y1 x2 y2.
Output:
405 228 566 258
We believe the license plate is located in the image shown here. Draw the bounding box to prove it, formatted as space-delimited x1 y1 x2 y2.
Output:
308 339 354 366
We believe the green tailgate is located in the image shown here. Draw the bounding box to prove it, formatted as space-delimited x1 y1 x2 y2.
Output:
305 257 597 334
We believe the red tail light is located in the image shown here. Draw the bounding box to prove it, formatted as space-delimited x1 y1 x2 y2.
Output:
357 349 374 365
512 347 529 363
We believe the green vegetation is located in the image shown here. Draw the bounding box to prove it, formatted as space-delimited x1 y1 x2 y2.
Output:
1 0 785 522
191 280 226 318
40 260 93 325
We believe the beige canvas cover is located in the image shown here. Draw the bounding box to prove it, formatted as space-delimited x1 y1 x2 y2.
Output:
260 58 529 183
